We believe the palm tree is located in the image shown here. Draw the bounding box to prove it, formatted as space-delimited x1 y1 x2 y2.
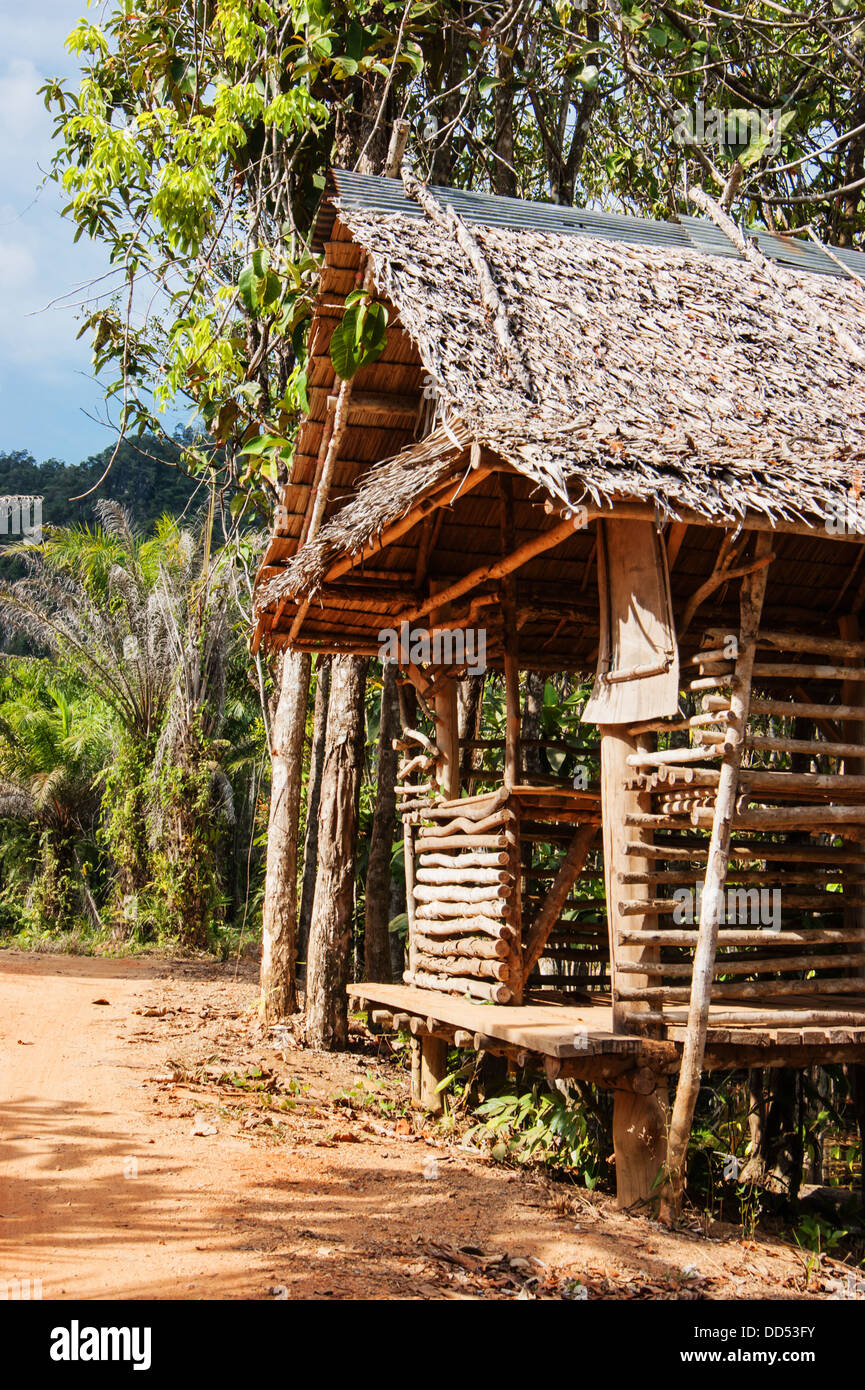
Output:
0 500 247 944
0 669 111 928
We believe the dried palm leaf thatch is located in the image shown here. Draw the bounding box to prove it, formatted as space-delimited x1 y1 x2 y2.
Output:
257 204 865 613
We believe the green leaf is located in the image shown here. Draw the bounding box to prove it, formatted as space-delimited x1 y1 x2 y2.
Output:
238 265 258 313
739 130 771 168
478 75 502 96
329 301 388 380
238 433 292 457
329 316 361 379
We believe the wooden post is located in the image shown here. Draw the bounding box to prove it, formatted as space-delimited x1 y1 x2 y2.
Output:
499 474 523 1001
613 1076 669 1210
433 680 460 801
602 726 659 1033
411 1034 447 1113
839 614 865 958
839 612 865 1147
404 816 418 978
428 578 460 803
659 532 772 1224
503 586 521 791
602 724 667 1206
498 474 521 791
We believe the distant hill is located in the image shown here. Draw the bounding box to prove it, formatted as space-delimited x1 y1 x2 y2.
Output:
0 434 202 536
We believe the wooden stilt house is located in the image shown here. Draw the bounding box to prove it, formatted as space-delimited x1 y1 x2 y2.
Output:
253 169 865 1206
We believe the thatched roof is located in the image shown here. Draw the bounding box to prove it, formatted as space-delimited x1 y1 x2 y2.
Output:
256 193 865 618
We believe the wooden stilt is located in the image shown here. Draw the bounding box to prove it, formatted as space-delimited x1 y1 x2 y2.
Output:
659 532 773 1224
613 1075 669 1209
417 1034 448 1114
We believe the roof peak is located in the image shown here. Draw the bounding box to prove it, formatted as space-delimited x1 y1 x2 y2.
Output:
315 168 865 283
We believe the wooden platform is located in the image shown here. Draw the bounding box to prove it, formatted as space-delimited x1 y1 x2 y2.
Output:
348 982 865 1078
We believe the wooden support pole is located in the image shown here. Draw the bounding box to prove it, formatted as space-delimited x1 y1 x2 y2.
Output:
839 614 865 984
602 723 667 1207
412 1033 448 1114
660 532 772 1225
613 1076 669 1210
603 727 659 1033
433 680 460 801
404 818 417 978
498 474 521 791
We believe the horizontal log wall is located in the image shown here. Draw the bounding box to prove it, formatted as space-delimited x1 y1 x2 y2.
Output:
402 790 522 1003
621 626 865 1029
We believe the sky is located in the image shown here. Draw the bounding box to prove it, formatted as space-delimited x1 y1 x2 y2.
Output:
0 2 123 465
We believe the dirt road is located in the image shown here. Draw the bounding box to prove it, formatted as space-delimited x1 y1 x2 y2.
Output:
0 950 839 1300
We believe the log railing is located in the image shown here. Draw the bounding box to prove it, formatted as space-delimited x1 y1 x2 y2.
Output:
399 773 605 1003
614 625 865 1031
401 788 523 1003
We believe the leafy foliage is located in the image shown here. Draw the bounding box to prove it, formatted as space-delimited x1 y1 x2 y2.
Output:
465 1078 608 1184
41 1 865 523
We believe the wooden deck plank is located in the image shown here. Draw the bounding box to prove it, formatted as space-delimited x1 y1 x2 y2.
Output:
348 981 632 1058
349 983 865 1056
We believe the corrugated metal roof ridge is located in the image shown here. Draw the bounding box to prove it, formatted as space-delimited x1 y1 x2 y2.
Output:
314 169 865 280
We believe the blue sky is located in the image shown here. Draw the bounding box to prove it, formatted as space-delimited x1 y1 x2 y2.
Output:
0 2 122 465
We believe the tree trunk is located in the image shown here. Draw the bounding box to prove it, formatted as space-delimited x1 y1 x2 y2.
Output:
260 650 311 1022
298 656 331 961
740 1068 802 1198
364 659 400 982
521 670 545 778
305 655 367 1049
493 46 516 196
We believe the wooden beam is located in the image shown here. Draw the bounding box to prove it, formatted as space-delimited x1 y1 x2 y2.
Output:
402 512 586 624
666 521 688 572
550 498 865 545
322 464 492 586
